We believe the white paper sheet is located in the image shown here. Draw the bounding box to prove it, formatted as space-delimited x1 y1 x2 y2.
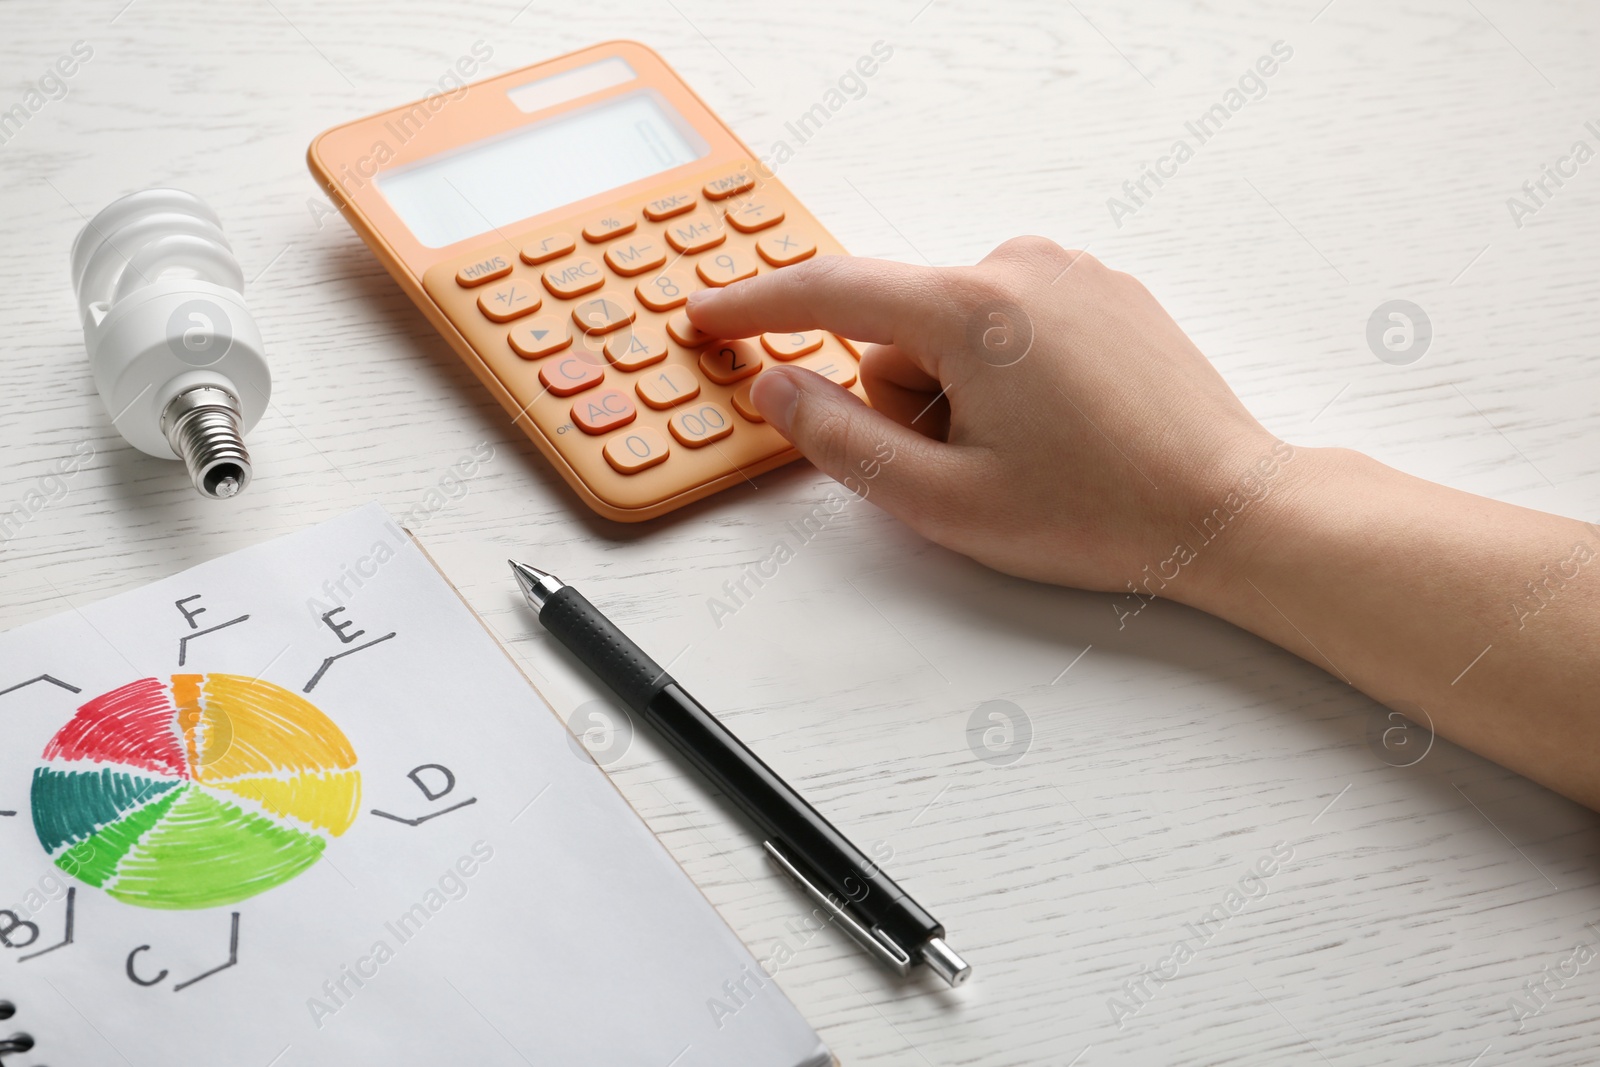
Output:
0 504 831 1067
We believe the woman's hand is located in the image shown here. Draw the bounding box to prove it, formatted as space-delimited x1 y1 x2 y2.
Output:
687 238 1285 602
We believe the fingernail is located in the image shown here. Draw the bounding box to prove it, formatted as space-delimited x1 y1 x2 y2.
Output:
686 288 714 308
750 369 800 436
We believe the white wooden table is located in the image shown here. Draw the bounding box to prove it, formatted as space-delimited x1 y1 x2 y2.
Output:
4 1 1600 1063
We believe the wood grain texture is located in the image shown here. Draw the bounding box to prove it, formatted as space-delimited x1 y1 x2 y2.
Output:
3 0 1599 1063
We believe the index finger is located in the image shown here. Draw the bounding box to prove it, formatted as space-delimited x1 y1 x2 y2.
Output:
685 255 968 359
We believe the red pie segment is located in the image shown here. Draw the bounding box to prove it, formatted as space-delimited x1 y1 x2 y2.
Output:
42 677 187 778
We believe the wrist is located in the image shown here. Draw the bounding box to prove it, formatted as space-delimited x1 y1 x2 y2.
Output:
1170 443 1368 618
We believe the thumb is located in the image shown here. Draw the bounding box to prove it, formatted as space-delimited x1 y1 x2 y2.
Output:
751 366 980 530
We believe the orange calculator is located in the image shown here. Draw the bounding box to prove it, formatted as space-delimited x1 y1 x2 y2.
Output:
308 42 866 521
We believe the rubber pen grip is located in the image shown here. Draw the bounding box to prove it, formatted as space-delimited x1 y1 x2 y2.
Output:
538 586 671 713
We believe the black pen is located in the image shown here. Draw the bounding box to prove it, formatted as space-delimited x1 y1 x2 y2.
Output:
510 561 972 986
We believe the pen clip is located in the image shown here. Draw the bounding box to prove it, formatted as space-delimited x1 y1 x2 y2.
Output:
763 840 912 976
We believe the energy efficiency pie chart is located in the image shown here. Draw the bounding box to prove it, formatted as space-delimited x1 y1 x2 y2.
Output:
30 674 360 910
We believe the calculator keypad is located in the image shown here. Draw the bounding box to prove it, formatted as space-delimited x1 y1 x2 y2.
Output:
425 162 865 514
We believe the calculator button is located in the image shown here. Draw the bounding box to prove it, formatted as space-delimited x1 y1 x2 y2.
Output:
508 315 572 359
477 280 542 323
666 312 713 347
522 232 576 264
604 326 669 371
731 380 763 422
603 239 667 277
702 169 755 201
539 353 606 396
696 250 759 288
543 257 605 298
756 230 818 267
604 426 671 474
669 402 735 447
664 211 726 254
636 364 701 409
571 388 637 435
698 340 763 385
582 212 637 243
456 254 513 287
760 331 823 360
723 197 785 233
791 351 857 388
571 294 636 335
636 272 691 312
643 192 697 221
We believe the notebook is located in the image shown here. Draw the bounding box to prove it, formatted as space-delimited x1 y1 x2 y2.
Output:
0 504 832 1066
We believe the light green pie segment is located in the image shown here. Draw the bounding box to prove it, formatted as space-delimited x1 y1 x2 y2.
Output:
106 786 326 910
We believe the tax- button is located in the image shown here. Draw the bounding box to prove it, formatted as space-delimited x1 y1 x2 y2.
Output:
604 426 671 474
539 353 606 396
603 239 667 277
669 402 735 447
542 257 605 298
456 254 512 287
571 294 635 335
571 388 636 435
643 192 696 221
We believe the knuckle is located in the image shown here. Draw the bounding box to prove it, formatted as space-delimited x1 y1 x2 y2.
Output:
990 234 1065 262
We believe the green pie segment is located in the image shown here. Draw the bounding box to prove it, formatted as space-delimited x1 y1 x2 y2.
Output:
105 786 326 909
46 783 327 909
31 766 181 852
55 786 184 887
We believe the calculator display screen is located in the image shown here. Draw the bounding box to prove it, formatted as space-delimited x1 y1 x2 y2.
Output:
377 90 709 248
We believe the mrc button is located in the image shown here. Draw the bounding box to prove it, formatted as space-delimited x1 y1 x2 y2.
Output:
456 254 513 287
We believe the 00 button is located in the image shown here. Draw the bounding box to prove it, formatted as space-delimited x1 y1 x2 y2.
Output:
668 403 734 447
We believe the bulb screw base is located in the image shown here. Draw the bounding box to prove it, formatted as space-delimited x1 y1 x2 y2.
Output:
161 386 252 499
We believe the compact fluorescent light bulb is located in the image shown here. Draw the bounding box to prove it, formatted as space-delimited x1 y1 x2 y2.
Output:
70 189 270 499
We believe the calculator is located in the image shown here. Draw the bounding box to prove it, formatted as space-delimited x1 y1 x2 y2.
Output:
308 42 866 521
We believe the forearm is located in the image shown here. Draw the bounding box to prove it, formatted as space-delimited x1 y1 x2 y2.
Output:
1191 448 1600 809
